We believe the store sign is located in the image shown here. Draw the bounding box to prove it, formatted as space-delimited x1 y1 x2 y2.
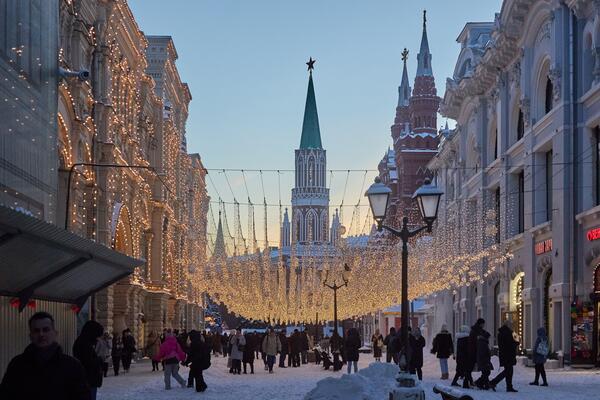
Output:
586 227 600 241
535 239 553 255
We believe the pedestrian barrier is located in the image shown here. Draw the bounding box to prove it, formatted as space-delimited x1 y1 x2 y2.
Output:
432 384 474 400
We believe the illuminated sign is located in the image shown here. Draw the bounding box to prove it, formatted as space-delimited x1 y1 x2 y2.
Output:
587 227 600 241
534 239 552 255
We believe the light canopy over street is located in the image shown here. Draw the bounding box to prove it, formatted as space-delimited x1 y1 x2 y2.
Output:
1 1 600 400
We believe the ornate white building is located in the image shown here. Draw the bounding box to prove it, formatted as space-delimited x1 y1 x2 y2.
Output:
425 0 600 366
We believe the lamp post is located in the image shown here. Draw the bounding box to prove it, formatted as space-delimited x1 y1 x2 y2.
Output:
322 264 350 336
365 177 442 374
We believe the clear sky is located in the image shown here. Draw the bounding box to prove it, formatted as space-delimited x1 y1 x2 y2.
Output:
129 0 503 247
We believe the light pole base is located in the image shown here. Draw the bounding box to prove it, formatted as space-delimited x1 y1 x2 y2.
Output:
389 372 425 400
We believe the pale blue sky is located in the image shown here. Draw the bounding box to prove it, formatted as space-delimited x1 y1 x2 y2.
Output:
129 0 502 246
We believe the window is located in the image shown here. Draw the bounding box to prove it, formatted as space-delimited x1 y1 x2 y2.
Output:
545 77 553 114
495 187 501 243
517 109 524 140
595 128 600 205
518 171 525 233
546 150 553 221
494 129 498 160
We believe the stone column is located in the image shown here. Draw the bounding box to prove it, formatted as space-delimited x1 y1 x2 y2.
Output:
95 286 114 334
146 291 169 335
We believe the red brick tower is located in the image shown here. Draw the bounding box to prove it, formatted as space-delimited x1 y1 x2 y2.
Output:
392 10 440 227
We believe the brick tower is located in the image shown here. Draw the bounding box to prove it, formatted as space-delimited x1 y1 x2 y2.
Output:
388 11 440 227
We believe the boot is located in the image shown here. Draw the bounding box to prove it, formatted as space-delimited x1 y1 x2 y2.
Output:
442 373 449 380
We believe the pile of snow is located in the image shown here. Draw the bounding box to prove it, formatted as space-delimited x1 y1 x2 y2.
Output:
303 362 399 400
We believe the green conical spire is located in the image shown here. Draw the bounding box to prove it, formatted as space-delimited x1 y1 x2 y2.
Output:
300 70 322 149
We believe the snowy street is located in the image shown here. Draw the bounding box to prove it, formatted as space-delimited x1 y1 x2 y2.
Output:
98 352 600 400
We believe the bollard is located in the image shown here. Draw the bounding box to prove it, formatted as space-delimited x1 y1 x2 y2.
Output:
432 384 474 400
389 372 425 400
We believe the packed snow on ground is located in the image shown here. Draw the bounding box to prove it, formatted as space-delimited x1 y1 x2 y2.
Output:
304 362 398 400
98 351 600 400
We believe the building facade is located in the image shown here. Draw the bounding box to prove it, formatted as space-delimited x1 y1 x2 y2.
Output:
56 0 208 347
425 0 600 366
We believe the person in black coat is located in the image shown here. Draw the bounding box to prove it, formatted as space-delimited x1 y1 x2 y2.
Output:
431 324 453 379
0 312 91 400
290 329 302 367
474 329 493 390
330 331 344 371
490 320 519 392
221 332 229 357
345 328 362 374
451 325 473 388
73 320 104 400
409 327 426 380
300 331 310 364
468 318 485 385
121 328 136 373
185 331 210 392
383 327 398 364
278 331 288 368
242 333 255 374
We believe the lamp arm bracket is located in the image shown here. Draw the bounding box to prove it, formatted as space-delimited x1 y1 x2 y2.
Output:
408 225 429 238
381 225 402 237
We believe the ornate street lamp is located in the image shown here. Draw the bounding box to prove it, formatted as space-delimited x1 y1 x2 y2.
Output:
322 264 350 336
365 177 443 378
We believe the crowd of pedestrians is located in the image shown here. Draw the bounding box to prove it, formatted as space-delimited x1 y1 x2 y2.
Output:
0 310 553 399
370 318 551 394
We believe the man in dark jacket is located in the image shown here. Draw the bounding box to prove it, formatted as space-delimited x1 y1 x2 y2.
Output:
121 328 136 373
185 330 210 392
451 325 473 388
0 312 91 400
408 327 426 380
490 320 519 392
468 318 485 384
73 320 104 400
383 327 398 364
290 329 302 367
300 331 310 364
278 331 288 368
431 325 453 379
474 329 493 390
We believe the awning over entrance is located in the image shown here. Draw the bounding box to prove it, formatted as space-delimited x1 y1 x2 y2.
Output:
0 206 143 310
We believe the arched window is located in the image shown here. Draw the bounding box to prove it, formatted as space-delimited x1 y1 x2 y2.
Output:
517 109 524 140
545 77 553 114
306 211 318 242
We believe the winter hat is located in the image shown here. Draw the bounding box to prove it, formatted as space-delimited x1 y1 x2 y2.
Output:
441 324 448 332
476 318 485 326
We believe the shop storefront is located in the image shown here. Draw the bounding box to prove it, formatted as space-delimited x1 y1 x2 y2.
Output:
572 225 600 366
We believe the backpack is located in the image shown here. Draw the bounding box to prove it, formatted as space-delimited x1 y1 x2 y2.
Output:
536 339 549 357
